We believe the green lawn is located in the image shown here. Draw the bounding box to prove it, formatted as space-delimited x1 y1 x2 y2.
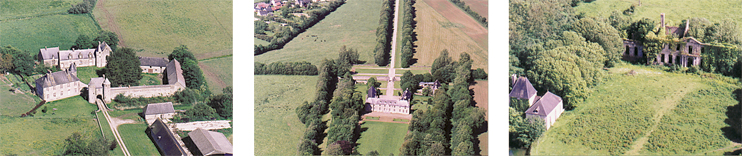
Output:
0 75 41 116
532 63 740 155
108 109 145 121
255 0 383 66
35 96 98 118
118 123 159 156
254 75 318 155
138 73 162 86
96 111 125 156
76 66 102 84
0 117 99 155
356 121 409 155
254 37 270 46
92 0 232 59
0 14 100 55
0 0 80 21
355 68 389 74
200 56 232 94
574 0 742 30
395 69 430 75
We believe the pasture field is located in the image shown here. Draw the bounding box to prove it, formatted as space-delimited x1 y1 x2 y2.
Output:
92 0 232 59
254 75 318 155
0 117 99 155
395 69 430 75
355 121 409 155
118 123 160 156
200 56 232 94
574 0 742 29
413 0 487 70
471 80 488 155
0 0 80 21
36 96 98 118
254 0 382 66
461 0 488 18
254 37 270 46
0 14 100 54
0 75 41 116
532 63 740 155
107 109 145 121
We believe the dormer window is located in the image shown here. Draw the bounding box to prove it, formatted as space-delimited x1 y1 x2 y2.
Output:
68 55 72 59
78 53 82 59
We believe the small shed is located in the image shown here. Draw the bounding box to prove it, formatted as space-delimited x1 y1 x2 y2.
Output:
143 102 176 125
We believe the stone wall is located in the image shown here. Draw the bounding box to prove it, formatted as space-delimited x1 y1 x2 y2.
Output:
105 84 184 102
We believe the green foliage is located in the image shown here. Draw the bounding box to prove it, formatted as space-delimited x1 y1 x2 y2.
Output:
1 46 33 76
608 11 631 35
184 104 218 121
572 17 623 67
67 0 96 14
700 43 741 76
509 0 577 66
448 0 487 27
207 86 232 119
73 35 94 49
336 46 361 76
62 132 109 156
374 0 394 66
105 47 142 87
113 94 172 107
254 61 318 75
182 58 206 89
168 45 197 64
472 68 487 80
94 31 118 51
255 0 346 55
627 18 657 44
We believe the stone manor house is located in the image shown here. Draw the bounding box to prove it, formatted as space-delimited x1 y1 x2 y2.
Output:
623 13 706 67
38 41 112 69
365 86 413 114
35 64 86 101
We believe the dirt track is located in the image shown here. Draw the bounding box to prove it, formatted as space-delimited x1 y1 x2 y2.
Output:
96 0 126 47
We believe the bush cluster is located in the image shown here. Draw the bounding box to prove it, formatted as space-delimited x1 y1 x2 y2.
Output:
254 61 318 75
67 0 97 14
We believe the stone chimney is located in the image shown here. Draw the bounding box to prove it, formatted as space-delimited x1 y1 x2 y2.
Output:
684 19 690 37
660 13 665 31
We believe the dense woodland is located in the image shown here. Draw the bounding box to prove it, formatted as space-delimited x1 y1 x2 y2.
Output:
509 0 742 151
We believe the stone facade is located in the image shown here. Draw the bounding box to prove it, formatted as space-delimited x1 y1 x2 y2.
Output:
365 87 411 114
622 13 706 67
622 39 644 61
139 57 169 74
143 102 176 125
35 64 88 102
38 42 112 68
88 59 186 103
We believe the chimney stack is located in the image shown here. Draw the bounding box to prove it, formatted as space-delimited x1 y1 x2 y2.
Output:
661 13 665 31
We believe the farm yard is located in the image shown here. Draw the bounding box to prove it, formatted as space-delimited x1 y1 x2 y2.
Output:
531 63 741 155
355 121 409 155
254 75 318 155
254 0 382 66
412 0 487 70
574 0 742 29
92 0 233 60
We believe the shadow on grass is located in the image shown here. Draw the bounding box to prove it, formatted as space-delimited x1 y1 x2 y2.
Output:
723 89 742 143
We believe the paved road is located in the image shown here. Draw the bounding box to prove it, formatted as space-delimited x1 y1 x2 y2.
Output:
385 0 401 97
96 99 131 156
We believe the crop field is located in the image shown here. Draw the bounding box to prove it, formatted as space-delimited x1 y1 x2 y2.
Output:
254 0 382 66
413 0 487 71
118 123 160 156
92 0 232 59
461 0 488 18
0 75 41 116
254 75 318 155
0 117 99 155
0 0 80 21
200 56 232 94
574 0 742 29
0 14 100 54
355 121 409 155
532 63 740 155
423 0 487 50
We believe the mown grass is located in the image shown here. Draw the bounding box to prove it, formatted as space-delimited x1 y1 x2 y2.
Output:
255 0 382 66
118 123 160 156
36 96 98 118
92 0 232 59
412 0 487 70
138 73 162 86
532 63 739 155
0 117 99 155
0 75 41 116
254 75 318 155
355 121 409 155
395 69 429 75
76 66 102 84
254 37 269 46
365 116 380 120
0 0 79 21
355 68 389 74
0 14 100 54
200 56 232 94
574 0 742 29
108 109 145 121
392 118 409 122
96 111 124 156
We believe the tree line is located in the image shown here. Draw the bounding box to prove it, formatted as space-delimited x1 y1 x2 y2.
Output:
373 0 395 66
254 61 318 75
400 0 417 68
448 0 487 28
254 0 346 55
296 59 338 155
399 51 486 155
68 0 97 14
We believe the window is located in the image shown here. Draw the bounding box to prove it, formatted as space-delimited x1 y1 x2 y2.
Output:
689 46 693 54
676 44 680 51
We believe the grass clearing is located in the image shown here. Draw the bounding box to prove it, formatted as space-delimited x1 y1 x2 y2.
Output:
92 0 232 59
532 63 739 155
255 0 382 66
255 37 269 46
413 0 487 70
365 116 380 120
76 66 103 84
0 117 99 155
395 69 429 75
355 68 390 74
574 0 742 30
254 75 318 155
138 73 162 86
96 111 124 156
0 75 41 116
356 121 408 155
0 14 100 54
118 123 159 156
392 118 409 122
200 55 232 94
36 96 98 118
0 0 80 21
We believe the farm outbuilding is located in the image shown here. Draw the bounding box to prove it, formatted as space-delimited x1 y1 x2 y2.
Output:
509 76 538 106
143 102 176 125
525 91 564 130
188 128 233 155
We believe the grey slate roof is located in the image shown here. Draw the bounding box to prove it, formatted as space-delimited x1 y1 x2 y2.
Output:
525 91 562 116
35 70 80 89
509 76 537 100
371 98 409 108
139 57 169 67
166 59 186 87
368 86 377 98
89 77 105 89
188 128 233 155
150 118 186 156
39 47 60 60
144 102 175 115
59 49 96 61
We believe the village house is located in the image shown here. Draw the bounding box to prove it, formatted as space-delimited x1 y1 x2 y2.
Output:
139 56 169 74
509 75 538 106
365 86 411 114
623 13 706 67
34 63 87 102
524 91 564 130
149 118 189 156
188 128 233 156
255 2 273 16
38 41 112 69
143 102 176 125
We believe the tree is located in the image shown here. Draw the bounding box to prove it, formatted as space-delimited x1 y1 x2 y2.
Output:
185 104 218 120
94 31 119 50
452 140 475 156
74 35 95 49
706 19 742 45
0 53 12 73
431 49 452 75
627 18 657 44
105 47 142 87
426 142 446 156
573 17 623 67
181 58 206 89
366 150 380 156
684 17 711 41
422 86 432 96
207 87 232 119
297 139 318 155
63 132 109 155
255 21 268 35
12 53 34 77
472 68 487 80
526 45 604 109
168 45 198 64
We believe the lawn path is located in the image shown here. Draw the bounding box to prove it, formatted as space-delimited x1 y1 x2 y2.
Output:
199 62 227 91
624 81 701 155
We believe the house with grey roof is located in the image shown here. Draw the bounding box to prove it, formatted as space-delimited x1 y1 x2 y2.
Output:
38 41 112 69
365 86 410 114
525 91 564 130
509 76 538 106
139 57 169 73
187 128 233 155
35 63 87 102
149 118 189 156
143 102 176 125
